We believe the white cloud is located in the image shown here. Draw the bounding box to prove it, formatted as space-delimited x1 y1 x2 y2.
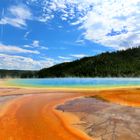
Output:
24 31 31 39
27 0 140 50
24 40 48 50
32 40 39 47
0 17 26 28
9 5 32 19
58 25 63 28
23 45 31 48
58 56 72 62
78 0 140 50
0 54 55 70
71 54 87 59
0 43 39 54
58 54 88 62
0 5 32 28
58 56 71 60
41 46 49 50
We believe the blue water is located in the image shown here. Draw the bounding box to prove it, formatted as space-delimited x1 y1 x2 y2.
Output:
9 78 140 88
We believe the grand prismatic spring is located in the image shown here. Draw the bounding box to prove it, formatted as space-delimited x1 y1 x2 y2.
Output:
0 78 139 140
1 0 140 140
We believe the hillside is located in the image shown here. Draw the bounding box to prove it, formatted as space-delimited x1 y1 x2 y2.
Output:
38 47 140 77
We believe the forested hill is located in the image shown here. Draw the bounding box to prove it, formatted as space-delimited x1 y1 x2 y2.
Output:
0 47 140 78
38 47 140 77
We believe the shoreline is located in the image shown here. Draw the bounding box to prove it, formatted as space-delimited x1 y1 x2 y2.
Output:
0 79 140 93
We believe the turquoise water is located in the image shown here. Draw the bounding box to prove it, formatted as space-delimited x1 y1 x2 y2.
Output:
8 78 140 88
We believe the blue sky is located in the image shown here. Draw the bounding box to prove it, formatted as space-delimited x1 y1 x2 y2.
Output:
0 0 140 70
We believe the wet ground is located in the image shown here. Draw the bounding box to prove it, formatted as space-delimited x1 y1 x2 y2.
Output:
0 88 91 140
57 95 140 140
0 87 139 140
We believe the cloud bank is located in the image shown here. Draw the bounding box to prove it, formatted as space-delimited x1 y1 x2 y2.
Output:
0 54 55 70
0 5 32 28
0 43 39 54
27 0 140 50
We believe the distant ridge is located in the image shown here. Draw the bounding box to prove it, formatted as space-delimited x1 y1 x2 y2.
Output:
0 47 140 78
0 70 36 78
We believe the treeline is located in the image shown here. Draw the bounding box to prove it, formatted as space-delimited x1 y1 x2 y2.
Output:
0 47 140 78
0 70 36 78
